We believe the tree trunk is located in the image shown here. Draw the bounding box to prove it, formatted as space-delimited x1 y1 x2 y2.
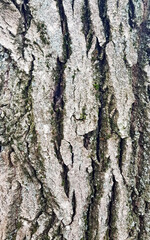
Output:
0 0 149 239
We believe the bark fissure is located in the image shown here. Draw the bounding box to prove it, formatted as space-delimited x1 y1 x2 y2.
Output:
21 0 32 33
129 7 150 237
10 0 20 11
96 107 102 163
83 130 95 150
128 0 136 29
55 0 72 61
11 0 32 57
83 35 112 238
19 54 57 236
52 57 70 198
38 211 56 240
138 215 144 240
107 175 117 240
85 202 91 240
118 138 125 174
54 142 70 198
83 158 102 239
81 0 94 54
147 85 150 101
71 0 75 12
71 190 76 223
0 0 149 239
93 38 110 163
68 141 74 165
51 0 73 199
52 58 65 142
98 0 111 42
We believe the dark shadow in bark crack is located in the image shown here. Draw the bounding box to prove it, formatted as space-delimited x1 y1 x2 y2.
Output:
55 0 72 61
107 174 117 240
128 0 136 29
81 0 94 55
98 0 111 42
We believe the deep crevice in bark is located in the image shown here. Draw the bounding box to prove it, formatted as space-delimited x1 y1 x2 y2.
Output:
84 158 99 240
91 159 98 201
85 202 91 240
128 0 136 29
55 0 72 61
116 0 119 8
21 0 32 32
52 58 65 143
52 56 71 197
98 0 111 42
52 224 67 240
147 85 150 101
68 141 74 165
129 9 149 236
71 0 75 12
54 142 70 198
138 215 144 240
81 0 94 55
83 130 95 150
107 175 117 240
38 211 56 240
84 157 104 240
11 0 33 57
118 138 125 174
10 0 20 11
71 190 76 223
93 38 109 164
130 65 148 238
52 0 73 198
61 163 70 198
83 36 112 239
96 107 102 163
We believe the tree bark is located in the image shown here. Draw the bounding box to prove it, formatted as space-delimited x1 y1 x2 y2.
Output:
0 0 149 239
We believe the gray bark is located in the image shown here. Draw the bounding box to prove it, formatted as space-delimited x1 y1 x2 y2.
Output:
0 0 149 239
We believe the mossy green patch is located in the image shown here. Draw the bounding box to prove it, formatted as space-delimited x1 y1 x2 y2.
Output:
80 106 87 121
16 220 22 230
36 22 50 45
31 222 39 235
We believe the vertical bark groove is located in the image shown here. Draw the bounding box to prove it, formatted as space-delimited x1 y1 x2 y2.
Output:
55 0 72 61
107 175 117 240
98 0 111 42
81 0 94 54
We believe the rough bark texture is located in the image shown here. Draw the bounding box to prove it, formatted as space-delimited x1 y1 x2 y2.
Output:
0 0 149 239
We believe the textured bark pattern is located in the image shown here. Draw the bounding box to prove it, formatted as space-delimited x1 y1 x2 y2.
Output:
0 0 149 239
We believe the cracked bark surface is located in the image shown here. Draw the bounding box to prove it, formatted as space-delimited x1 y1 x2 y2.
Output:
0 0 149 239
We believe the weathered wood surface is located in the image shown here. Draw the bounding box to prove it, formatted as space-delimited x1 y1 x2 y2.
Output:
0 0 149 239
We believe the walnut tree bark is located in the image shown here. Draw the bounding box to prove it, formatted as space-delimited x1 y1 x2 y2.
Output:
0 0 149 239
